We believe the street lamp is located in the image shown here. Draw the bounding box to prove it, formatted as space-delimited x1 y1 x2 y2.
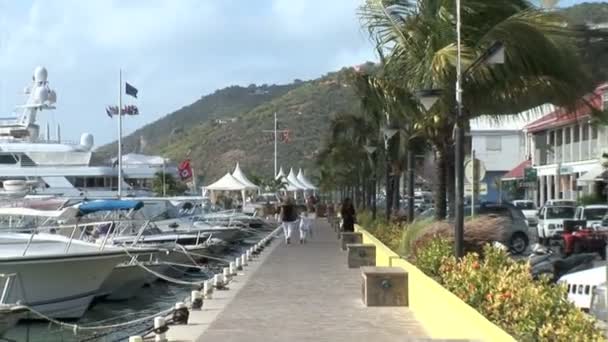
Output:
364 143 378 220
382 127 399 221
416 32 505 258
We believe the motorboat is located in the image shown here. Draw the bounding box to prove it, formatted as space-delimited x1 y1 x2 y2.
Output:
0 67 173 198
0 304 28 336
0 232 135 319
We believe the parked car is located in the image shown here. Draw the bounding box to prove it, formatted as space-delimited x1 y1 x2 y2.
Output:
537 205 577 243
475 202 530 254
512 200 538 228
574 204 608 229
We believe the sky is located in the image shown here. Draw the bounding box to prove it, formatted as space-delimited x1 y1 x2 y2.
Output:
0 0 603 146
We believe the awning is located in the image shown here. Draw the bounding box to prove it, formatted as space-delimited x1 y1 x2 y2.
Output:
578 164 606 183
502 160 532 181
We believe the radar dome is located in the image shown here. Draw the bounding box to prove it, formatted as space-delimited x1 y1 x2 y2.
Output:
48 90 57 104
34 66 48 83
80 133 94 150
33 86 49 103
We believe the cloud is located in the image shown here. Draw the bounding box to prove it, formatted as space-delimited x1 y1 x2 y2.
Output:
0 0 375 146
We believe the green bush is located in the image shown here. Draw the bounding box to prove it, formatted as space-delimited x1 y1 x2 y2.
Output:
415 237 605 341
577 193 605 206
398 218 433 257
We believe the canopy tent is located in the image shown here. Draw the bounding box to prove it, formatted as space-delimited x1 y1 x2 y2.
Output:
204 173 249 206
275 166 286 180
232 163 259 189
204 173 248 191
297 168 317 190
287 168 308 190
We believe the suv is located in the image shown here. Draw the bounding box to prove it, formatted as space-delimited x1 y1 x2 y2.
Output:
476 202 530 254
512 200 538 227
537 205 576 243
575 205 608 230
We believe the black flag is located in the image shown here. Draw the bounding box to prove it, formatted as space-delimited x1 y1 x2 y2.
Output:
125 82 138 98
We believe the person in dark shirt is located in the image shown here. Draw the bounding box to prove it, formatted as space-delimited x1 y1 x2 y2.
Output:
279 196 298 244
340 198 356 232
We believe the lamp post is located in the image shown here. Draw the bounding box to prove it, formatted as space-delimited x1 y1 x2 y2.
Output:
416 33 504 258
364 144 378 220
382 127 399 221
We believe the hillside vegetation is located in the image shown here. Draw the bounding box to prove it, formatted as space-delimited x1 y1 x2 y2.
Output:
96 2 608 184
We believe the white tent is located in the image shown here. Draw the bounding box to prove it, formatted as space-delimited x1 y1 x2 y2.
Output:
232 163 259 189
204 173 248 191
204 173 249 205
275 166 286 180
297 168 317 190
287 168 308 190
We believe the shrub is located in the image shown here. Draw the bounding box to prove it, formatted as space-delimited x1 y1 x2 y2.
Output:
411 216 507 257
415 237 605 341
578 193 605 206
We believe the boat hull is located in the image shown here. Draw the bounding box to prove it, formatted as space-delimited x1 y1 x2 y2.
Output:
98 264 149 301
0 253 126 319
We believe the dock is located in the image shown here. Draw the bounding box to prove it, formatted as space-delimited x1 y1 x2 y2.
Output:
166 219 430 342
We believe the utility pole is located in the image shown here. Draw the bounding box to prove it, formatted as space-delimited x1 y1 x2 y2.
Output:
454 0 465 258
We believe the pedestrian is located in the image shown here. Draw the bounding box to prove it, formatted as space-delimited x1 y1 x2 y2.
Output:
340 198 356 232
298 208 313 243
279 196 299 244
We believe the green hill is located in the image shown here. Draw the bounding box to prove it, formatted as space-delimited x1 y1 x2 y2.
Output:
97 2 608 185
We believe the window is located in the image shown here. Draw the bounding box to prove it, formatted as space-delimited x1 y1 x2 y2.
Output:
578 285 584 294
567 284 571 293
486 136 502 151
573 124 580 142
585 285 591 295
603 91 608 110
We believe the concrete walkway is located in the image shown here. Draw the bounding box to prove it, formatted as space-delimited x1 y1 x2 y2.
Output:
196 219 428 342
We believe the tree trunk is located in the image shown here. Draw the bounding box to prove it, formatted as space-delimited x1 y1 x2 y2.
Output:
386 153 392 222
446 145 456 219
393 173 400 212
434 148 447 220
407 149 415 223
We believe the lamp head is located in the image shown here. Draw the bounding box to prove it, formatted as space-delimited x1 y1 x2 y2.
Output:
415 89 442 111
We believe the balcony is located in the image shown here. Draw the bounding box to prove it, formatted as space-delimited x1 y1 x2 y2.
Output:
534 139 599 166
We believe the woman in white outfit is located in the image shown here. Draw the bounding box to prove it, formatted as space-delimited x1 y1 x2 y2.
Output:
298 210 312 244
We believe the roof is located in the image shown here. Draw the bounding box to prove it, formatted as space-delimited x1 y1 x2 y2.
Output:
524 84 608 133
232 163 259 189
501 159 531 181
287 168 308 190
204 173 248 191
296 169 317 190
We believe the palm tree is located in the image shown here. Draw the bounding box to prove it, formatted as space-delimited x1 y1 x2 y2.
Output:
152 172 188 196
360 0 607 219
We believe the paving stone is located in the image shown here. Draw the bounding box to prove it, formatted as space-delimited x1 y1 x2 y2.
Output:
196 219 429 342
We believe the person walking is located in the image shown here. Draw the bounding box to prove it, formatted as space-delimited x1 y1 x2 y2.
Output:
340 198 356 232
298 209 313 244
280 196 298 244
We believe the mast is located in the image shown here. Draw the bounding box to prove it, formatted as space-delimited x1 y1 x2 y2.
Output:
118 69 123 198
274 112 277 177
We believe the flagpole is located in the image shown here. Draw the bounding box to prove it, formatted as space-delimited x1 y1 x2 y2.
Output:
118 69 123 198
274 112 277 177
162 159 166 197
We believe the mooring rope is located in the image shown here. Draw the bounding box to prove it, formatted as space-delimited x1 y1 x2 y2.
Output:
18 305 174 334
121 247 208 286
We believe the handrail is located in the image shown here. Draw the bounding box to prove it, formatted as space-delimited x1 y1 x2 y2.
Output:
0 273 16 304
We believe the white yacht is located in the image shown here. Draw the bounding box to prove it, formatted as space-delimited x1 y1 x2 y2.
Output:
0 66 175 197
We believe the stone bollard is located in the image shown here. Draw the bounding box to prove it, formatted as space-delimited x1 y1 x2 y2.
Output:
191 290 203 310
230 261 236 275
154 316 168 342
236 257 243 270
214 274 225 290
241 254 248 266
129 337 143 342
247 250 253 261
223 267 231 282
203 280 213 299
346 244 376 268
341 232 363 251
361 267 409 307
173 302 189 324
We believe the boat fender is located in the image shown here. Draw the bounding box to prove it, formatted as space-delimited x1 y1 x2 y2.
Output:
173 302 189 325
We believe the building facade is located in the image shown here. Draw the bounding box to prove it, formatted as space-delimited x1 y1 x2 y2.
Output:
525 84 608 206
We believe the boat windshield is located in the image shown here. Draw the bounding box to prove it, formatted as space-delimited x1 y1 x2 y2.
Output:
546 207 576 219
584 208 608 221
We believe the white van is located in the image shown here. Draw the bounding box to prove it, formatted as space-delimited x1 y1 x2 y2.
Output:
574 204 608 230
559 266 605 311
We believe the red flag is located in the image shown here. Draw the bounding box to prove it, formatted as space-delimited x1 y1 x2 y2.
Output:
178 159 193 181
